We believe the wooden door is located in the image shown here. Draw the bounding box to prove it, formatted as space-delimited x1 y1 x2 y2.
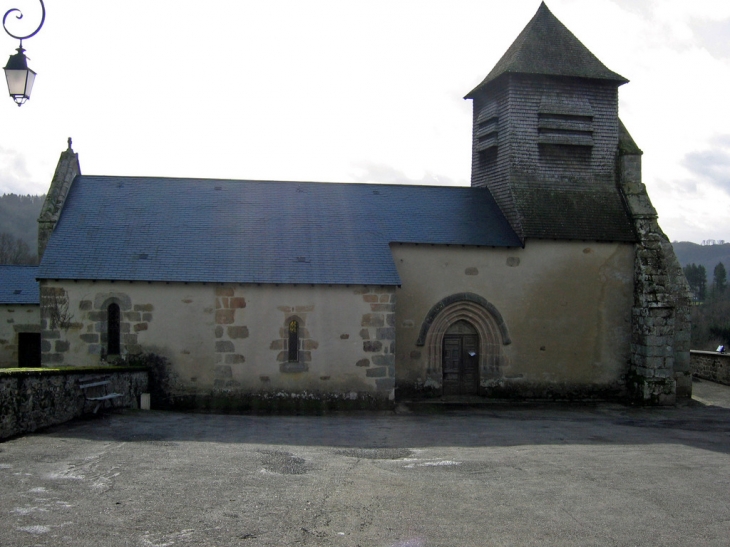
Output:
442 321 479 396
461 334 479 393
443 337 462 395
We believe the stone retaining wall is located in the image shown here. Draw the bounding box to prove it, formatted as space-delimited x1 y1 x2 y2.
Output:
691 351 730 386
0 367 148 440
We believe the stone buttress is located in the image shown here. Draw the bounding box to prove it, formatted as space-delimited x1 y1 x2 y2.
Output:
618 124 692 403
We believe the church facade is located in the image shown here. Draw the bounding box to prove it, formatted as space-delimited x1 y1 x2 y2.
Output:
27 3 690 406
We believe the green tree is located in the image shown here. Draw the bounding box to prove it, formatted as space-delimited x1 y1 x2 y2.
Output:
713 262 727 295
691 262 730 349
683 263 707 301
698 264 708 300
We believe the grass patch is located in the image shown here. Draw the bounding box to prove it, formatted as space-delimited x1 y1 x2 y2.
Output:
0 365 147 377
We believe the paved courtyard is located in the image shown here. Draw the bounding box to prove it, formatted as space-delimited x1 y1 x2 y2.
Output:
1 380 729 546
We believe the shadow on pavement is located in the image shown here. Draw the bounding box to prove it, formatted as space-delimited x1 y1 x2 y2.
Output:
32 390 730 456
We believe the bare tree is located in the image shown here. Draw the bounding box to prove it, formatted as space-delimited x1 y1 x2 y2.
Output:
42 289 74 330
0 232 36 264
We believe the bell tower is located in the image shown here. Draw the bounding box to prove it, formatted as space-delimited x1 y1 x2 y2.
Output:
465 2 633 243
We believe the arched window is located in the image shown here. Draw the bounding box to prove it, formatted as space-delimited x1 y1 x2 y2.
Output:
288 319 299 362
108 303 121 355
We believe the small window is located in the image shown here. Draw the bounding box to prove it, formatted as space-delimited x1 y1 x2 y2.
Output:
108 303 121 355
288 320 299 362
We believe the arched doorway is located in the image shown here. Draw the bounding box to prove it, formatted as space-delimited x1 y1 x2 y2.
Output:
443 320 479 396
417 293 511 396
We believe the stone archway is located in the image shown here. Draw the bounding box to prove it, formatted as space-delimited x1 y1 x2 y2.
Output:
417 293 510 393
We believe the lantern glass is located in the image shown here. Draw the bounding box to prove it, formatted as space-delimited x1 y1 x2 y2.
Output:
4 48 36 106
4 67 35 104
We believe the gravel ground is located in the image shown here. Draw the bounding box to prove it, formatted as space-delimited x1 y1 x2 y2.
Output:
1 379 729 547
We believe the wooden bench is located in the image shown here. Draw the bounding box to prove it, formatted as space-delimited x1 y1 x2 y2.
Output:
79 377 123 414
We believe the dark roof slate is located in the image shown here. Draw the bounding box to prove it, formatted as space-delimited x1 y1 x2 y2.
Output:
38 177 522 285
465 2 628 98
0 265 39 304
514 186 636 242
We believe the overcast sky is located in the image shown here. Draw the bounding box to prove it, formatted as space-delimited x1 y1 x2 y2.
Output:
0 0 729 243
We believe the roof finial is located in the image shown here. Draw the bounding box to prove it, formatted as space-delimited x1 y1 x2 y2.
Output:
67 137 73 150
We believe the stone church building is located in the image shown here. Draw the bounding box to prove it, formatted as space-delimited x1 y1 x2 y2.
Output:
7 3 691 406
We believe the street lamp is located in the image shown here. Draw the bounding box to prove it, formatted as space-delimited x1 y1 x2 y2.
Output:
3 1 45 106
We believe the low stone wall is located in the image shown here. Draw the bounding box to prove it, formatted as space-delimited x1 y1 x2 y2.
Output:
0 366 148 440
691 350 730 386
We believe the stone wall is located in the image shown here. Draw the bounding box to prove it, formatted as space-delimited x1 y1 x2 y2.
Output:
214 287 248 376
40 287 155 365
618 142 693 404
39 281 397 407
691 351 730 386
356 286 397 394
393 241 634 400
0 367 148 440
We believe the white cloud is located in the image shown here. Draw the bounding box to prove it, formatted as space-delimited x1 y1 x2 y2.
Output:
349 161 460 186
0 147 39 195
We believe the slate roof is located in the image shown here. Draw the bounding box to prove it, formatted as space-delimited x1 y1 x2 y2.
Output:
513 185 636 241
465 2 628 98
37 177 521 285
0 265 39 305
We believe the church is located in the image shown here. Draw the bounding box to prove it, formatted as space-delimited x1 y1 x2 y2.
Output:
3 3 691 406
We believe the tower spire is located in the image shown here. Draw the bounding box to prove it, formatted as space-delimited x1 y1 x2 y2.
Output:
466 2 627 99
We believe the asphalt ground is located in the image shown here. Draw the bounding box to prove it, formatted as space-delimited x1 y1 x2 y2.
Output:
1 379 729 547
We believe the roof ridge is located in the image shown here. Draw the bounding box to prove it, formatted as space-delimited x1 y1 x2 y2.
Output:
76 175 482 191
465 2 627 98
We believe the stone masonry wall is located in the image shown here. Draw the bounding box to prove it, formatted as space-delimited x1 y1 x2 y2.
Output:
619 149 693 404
356 286 397 395
691 350 730 386
40 286 76 365
214 286 248 386
38 281 398 406
206 284 397 402
0 367 148 440
211 284 396 400
41 286 155 365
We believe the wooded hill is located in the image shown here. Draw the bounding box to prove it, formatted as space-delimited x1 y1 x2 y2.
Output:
672 241 730 273
0 193 44 264
0 194 44 243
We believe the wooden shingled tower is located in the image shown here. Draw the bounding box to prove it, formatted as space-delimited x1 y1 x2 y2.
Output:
465 2 634 243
